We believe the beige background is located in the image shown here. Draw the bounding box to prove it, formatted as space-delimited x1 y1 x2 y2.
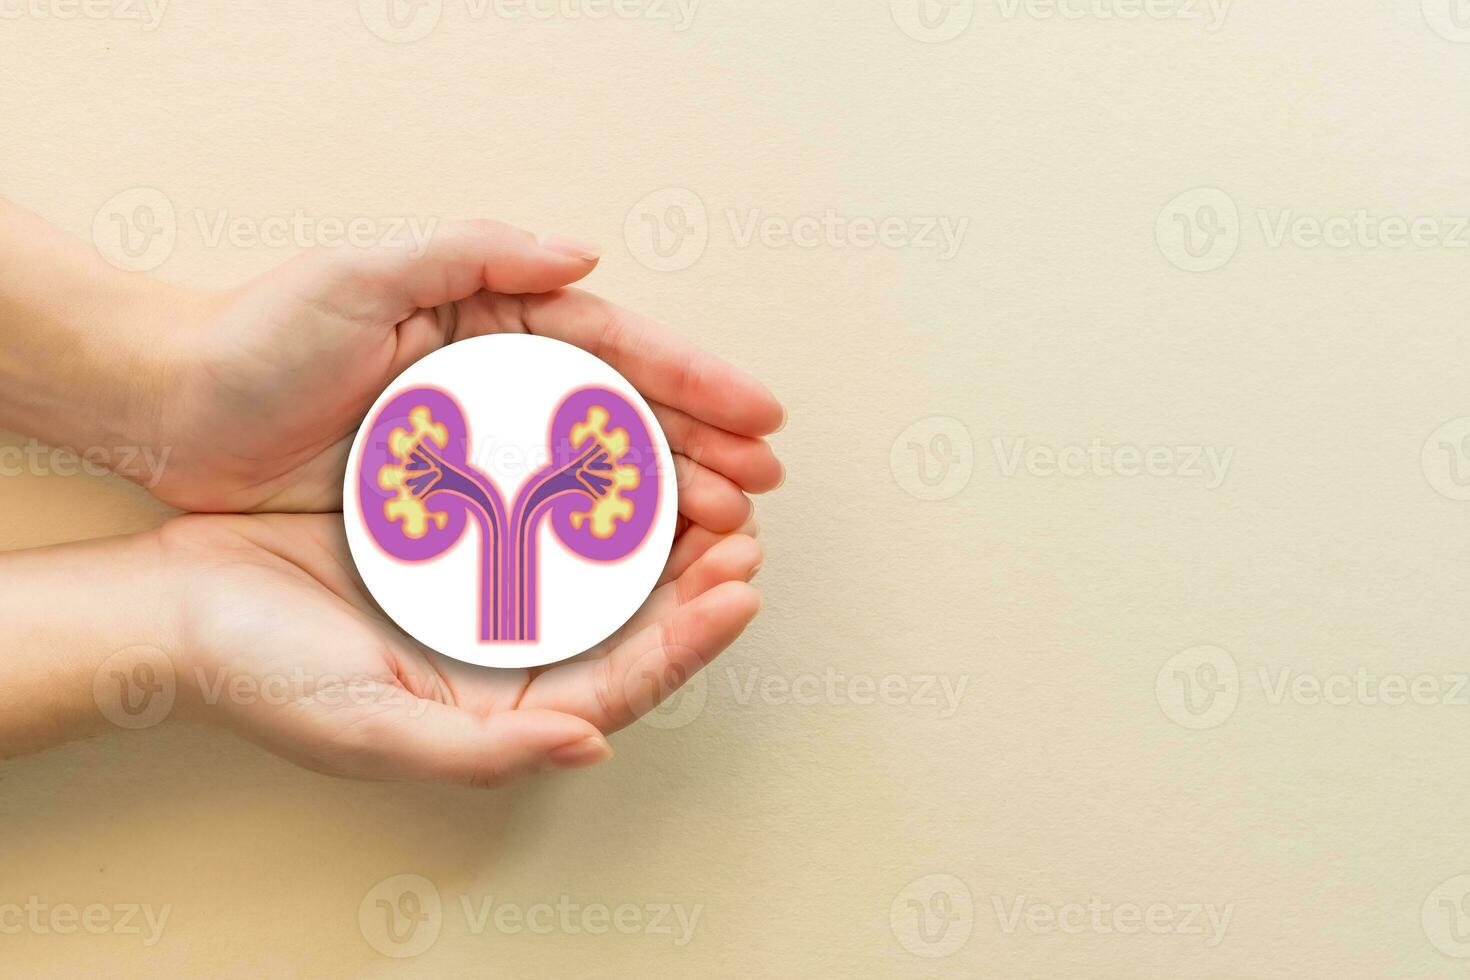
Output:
4 0 1470 976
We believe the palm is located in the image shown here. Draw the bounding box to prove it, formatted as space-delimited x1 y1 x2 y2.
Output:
158 287 410 512
169 512 761 786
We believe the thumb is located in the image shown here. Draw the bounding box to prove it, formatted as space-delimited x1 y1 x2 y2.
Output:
291 218 600 322
343 700 612 788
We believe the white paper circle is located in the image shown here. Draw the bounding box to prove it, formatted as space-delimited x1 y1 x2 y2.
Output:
345 335 677 669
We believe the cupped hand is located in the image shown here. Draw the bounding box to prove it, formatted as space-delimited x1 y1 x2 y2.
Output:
159 511 763 787
144 221 785 520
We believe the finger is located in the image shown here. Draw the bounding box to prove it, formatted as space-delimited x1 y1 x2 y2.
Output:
547 531 762 672
517 288 784 437
652 403 784 493
519 581 762 733
291 219 600 322
420 651 529 717
659 514 759 587
333 698 611 788
673 533 763 602
674 455 753 532
615 533 762 643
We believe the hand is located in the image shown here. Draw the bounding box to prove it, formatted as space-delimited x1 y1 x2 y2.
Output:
136 220 784 515
157 511 764 786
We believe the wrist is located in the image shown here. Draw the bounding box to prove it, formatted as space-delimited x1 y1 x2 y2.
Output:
85 528 192 736
0 199 205 483
0 527 184 757
104 279 212 484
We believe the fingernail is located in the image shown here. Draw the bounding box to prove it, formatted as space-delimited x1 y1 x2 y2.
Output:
773 463 787 491
540 234 601 261
774 407 788 434
547 736 612 769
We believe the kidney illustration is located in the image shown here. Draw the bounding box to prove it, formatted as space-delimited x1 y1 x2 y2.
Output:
357 386 506 641
510 386 661 641
346 335 675 668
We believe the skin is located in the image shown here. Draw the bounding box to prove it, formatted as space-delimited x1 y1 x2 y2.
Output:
0 200 784 787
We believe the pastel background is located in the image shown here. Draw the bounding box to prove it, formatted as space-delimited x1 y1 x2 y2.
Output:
3 1 1470 976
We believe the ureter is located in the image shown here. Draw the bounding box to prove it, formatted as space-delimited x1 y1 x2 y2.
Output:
511 481 591 643
431 492 499 644
514 500 549 643
418 448 507 642
473 505 498 643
